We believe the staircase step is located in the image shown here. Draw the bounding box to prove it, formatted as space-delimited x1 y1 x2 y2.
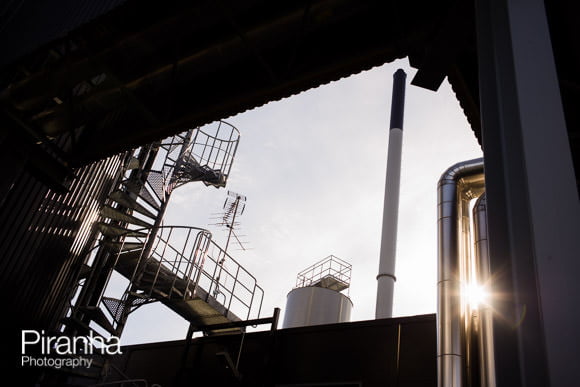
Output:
114 250 143 278
96 222 148 238
139 272 156 283
128 291 150 299
141 270 181 284
52 362 103 380
104 241 144 253
109 190 158 219
61 316 91 336
123 180 161 210
78 263 92 280
61 316 110 340
136 269 186 299
79 306 117 336
170 287 185 298
151 283 185 299
138 262 195 298
53 352 108 378
100 205 152 228
208 328 244 336
201 169 226 187
86 356 106 369
126 156 140 170
149 286 184 299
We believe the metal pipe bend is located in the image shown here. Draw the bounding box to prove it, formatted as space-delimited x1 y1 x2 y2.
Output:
437 158 484 387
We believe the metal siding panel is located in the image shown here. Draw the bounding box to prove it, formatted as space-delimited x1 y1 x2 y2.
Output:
42 157 122 329
18 162 98 327
0 152 124 333
11 164 94 301
0 176 48 282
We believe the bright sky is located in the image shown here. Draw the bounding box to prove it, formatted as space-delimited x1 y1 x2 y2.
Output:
120 58 482 345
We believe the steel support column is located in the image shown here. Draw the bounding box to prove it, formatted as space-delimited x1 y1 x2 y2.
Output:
475 0 580 386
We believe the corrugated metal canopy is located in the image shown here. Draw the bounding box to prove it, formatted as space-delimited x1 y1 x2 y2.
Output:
0 0 577 186
0 0 128 67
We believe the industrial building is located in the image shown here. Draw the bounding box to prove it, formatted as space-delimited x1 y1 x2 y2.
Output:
1 1 578 386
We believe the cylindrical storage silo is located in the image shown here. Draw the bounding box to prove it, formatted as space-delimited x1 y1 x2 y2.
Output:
283 286 353 328
282 255 353 329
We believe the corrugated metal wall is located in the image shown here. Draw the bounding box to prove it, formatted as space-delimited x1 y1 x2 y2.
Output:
0 152 124 335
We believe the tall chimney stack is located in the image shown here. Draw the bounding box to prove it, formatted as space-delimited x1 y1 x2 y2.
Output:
375 69 406 319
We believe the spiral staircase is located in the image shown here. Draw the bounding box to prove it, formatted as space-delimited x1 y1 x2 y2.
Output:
58 122 263 382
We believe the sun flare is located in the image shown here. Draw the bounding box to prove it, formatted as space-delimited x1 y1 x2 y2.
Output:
465 283 489 309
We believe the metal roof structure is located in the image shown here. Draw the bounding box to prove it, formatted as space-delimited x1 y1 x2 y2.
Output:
0 1 577 185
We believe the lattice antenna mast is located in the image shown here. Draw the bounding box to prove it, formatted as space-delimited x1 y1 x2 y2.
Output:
208 191 248 299
220 191 247 255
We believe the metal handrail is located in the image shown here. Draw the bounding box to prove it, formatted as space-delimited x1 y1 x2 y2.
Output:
297 254 352 274
109 225 263 321
202 239 264 320
191 122 240 173
158 122 240 190
124 226 211 299
295 254 352 289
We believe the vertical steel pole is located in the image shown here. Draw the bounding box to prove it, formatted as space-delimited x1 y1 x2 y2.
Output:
475 1 580 386
473 194 496 387
376 69 406 319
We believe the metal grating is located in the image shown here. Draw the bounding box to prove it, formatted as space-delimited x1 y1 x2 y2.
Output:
146 170 166 202
102 295 149 323
101 296 124 322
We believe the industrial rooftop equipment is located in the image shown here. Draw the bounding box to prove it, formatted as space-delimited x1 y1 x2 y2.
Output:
283 255 353 329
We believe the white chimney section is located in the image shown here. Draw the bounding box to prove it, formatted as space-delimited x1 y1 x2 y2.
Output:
375 69 406 319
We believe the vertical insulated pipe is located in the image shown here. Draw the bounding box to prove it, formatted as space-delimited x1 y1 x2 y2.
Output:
437 158 484 387
473 194 496 387
376 69 406 319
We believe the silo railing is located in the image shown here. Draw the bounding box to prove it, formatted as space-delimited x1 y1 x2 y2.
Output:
295 255 352 294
